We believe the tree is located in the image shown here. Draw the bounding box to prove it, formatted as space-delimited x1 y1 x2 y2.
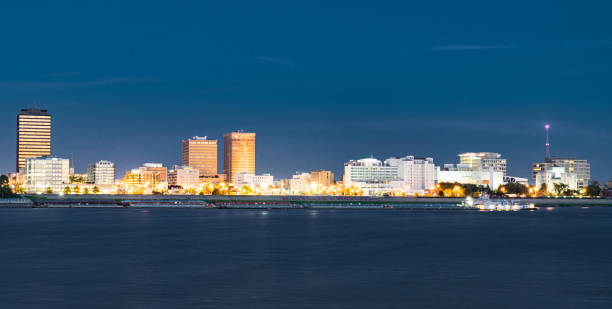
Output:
537 184 548 197
0 174 16 198
69 175 86 184
64 186 72 194
92 186 100 194
553 183 568 196
587 182 601 197
72 186 80 194
45 187 53 194
82 188 90 195
503 182 529 195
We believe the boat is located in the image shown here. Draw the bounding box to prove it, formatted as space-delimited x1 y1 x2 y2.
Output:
463 193 536 211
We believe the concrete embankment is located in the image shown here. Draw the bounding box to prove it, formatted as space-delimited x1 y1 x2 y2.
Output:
9 195 612 208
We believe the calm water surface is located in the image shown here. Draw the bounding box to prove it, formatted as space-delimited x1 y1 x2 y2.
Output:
1 207 611 308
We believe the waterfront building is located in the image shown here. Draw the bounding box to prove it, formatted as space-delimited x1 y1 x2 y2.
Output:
86 160 115 185
141 163 167 183
122 163 168 193
288 173 312 194
16 108 52 172
532 163 578 191
343 158 401 196
168 165 200 189
223 132 255 183
182 136 218 176
310 170 335 187
385 156 435 194
545 157 590 188
607 181 612 189
458 152 507 175
25 156 70 193
254 174 274 188
436 164 504 189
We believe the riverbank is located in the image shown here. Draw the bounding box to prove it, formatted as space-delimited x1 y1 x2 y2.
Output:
1 195 609 208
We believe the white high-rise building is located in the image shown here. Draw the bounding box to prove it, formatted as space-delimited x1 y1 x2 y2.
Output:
25 156 70 193
385 156 435 194
87 160 115 185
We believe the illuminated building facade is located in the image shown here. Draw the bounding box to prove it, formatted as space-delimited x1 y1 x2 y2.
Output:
168 165 200 189
223 132 255 183
343 158 401 195
86 160 115 185
17 108 52 172
310 170 335 187
25 156 69 193
385 156 435 194
182 136 218 176
458 152 507 175
533 163 577 191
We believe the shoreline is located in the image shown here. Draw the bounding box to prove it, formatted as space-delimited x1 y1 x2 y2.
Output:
1 195 611 208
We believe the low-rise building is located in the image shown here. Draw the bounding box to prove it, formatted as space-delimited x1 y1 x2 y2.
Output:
25 156 70 193
343 158 401 196
533 163 577 191
436 164 504 189
310 170 335 187
168 165 200 189
458 152 507 175
87 160 115 185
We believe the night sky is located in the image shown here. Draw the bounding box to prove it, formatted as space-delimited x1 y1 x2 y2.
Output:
1 1 611 182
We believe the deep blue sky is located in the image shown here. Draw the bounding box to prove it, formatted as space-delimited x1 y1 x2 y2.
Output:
1 1 611 182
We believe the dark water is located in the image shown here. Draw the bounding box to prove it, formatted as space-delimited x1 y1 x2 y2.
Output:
1 207 612 308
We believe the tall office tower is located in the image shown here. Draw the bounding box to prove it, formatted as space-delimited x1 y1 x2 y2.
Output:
16 108 52 172
182 136 218 176
223 132 255 183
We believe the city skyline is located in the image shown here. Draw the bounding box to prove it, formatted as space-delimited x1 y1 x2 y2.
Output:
2 107 603 183
0 2 611 181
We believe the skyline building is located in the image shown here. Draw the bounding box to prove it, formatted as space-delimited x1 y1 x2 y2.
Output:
458 152 507 175
16 108 52 172
223 132 255 183
343 158 400 195
168 165 200 189
86 160 115 185
182 136 218 176
25 156 69 193
385 156 436 194
310 170 335 187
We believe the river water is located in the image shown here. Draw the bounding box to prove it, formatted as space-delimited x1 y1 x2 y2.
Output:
1 207 611 308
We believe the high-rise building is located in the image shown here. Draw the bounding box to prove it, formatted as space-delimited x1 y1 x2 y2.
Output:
223 132 255 183
86 160 115 185
310 170 335 187
458 152 507 175
17 108 52 172
25 156 69 193
182 136 218 176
